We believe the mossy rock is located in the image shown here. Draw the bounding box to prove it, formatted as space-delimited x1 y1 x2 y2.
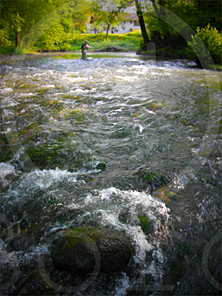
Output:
51 227 133 274
138 215 153 235
133 170 169 192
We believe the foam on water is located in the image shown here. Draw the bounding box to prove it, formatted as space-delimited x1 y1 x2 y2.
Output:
0 87 13 94
1 165 170 293
18 92 36 98
67 186 170 286
0 163 17 191
14 168 80 193
1 98 18 107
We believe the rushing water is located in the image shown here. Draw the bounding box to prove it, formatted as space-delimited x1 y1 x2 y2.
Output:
0 53 221 295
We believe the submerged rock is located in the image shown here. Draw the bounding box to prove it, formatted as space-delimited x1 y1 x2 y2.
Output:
98 46 124 52
132 170 169 193
51 227 133 274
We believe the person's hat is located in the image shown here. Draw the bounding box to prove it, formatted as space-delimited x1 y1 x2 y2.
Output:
85 40 89 43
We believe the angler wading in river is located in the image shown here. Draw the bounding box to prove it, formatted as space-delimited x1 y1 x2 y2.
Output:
81 40 93 59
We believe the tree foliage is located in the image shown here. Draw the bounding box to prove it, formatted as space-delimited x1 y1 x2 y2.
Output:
145 0 199 43
0 0 90 53
90 0 133 39
139 0 222 66
187 24 222 68
194 0 222 32
32 0 91 52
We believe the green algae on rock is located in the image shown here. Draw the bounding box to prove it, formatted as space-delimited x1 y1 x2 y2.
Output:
51 227 134 274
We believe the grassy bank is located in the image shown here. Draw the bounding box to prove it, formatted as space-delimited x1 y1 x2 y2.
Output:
69 31 143 52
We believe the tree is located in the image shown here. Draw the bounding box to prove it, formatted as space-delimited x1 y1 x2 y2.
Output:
0 0 91 53
134 0 149 46
146 0 221 44
33 0 91 52
0 0 29 48
143 0 203 50
155 0 200 44
91 0 120 39
194 0 222 32
90 0 133 39
0 0 57 50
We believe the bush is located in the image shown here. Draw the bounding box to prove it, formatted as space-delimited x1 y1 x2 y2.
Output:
0 46 16 55
187 24 222 68
14 48 25 55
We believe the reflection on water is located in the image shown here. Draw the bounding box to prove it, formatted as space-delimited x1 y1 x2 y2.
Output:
0 54 221 295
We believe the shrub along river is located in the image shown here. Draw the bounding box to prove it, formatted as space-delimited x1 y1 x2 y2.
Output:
0 52 221 295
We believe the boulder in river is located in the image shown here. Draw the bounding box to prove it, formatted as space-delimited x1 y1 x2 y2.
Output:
51 227 133 274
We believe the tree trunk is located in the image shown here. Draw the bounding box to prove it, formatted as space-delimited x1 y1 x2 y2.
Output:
150 0 161 19
11 35 14 48
150 0 171 47
106 24 110 40
134 0 149 46
16 32 21 47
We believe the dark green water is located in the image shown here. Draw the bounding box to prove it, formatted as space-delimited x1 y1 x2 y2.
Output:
0 53 221 295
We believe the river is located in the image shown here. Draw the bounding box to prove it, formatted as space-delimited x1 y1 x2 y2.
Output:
0 52 221 295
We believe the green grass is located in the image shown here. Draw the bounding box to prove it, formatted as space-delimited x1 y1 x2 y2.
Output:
215 64 222 71
70 31 143 52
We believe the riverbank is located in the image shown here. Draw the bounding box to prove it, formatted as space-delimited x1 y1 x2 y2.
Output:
0 52 62 65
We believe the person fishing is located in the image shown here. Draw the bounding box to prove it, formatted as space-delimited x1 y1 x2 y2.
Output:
81 40 93 59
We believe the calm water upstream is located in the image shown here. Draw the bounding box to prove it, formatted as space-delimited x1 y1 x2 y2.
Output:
0 53 221 295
